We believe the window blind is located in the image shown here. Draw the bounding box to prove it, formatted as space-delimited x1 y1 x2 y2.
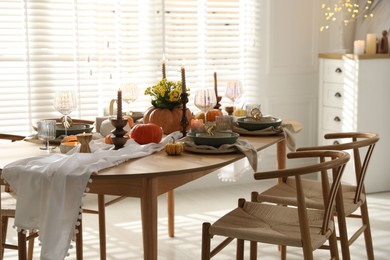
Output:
0 0 260 135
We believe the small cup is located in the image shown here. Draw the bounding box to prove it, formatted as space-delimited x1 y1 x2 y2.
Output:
215 115 233 132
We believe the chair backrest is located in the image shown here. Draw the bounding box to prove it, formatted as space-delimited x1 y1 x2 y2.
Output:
254 150 350 235
297 132 379 204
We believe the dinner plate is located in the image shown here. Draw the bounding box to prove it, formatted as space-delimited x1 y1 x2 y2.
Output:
233 125 283 136
184 145 237 154
187 132 239 148
236 116 282 131
56 123 94 137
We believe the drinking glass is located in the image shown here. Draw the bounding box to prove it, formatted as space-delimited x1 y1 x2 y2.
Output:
225 80 244 109
194 89 217 121
53 90 77 136
122 83 138 116
37 120 56 150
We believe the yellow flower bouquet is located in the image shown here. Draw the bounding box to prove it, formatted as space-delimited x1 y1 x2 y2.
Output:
144 79 188 110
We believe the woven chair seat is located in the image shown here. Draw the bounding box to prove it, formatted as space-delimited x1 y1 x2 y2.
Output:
258 178 365 216
210 201 334 250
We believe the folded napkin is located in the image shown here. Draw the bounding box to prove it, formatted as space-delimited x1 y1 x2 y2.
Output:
233 120 303 152
182 137 258 182
2 131 181 260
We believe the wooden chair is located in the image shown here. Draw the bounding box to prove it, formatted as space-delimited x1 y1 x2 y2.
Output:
0 134 38 260
201 150 349 260
255 132 379 260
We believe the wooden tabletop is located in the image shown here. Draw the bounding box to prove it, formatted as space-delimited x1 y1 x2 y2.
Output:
0 135 284 178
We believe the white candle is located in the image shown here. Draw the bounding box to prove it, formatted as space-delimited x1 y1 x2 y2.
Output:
354 40 365 55
366 34 377 55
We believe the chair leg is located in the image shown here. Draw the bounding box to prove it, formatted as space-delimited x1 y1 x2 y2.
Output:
360 201 375 260
201 223 211 260
280 245 287 260
75 217 83 260
250 241 257 260
236 239 244 260
17 230 27 260
27 232 35 260
335 191 351 260
328 231 339 260
1 216 8 259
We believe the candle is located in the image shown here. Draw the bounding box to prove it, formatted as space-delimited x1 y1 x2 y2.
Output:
190 119 204 132
213 67 218 97
162 55 166 79
117 89 122 119
366 34 377 55
181 65 186 94
354 40 365 55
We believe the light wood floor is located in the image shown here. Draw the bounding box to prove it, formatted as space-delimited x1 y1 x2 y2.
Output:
3 182 390 259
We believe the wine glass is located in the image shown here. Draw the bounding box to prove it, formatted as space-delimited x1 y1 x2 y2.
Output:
37 120 56 150
225 80 244 109
122 83 138 116
53 90 77 136
194 88 217 122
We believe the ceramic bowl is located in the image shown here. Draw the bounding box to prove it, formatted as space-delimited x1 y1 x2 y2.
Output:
188 132 239 148
56 124 94 137
236 116 282 131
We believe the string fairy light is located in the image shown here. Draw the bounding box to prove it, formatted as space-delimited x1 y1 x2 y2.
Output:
320 0 375 32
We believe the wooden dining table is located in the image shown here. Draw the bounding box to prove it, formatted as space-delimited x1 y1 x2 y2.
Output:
0 134 289 260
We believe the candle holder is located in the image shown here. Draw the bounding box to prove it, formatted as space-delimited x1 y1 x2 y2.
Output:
110 118 128 150
77 133 92 153
180 92 189 137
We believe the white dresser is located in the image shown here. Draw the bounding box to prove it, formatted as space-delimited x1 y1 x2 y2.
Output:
318 53 390 193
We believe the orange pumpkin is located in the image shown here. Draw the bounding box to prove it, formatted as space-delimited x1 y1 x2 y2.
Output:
130 123 163 144
206 109 223 122
143 106 192 134
194 111 205 121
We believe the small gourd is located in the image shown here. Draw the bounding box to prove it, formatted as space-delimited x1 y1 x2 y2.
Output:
165 137 184 156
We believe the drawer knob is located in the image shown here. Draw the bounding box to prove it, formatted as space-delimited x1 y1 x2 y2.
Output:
335 92 342 98
333 140 340 145
335 68 342 73
334 116 341 122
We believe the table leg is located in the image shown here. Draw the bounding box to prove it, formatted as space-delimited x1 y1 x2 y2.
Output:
167 190 174 238
141 178 158 260
97 195 106 260
276 139 287 183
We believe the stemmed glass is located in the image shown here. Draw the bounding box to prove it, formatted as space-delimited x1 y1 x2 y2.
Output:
37 120 56 150
225 80 244 109
122 83 138 116
53 90 77 136
194 88 217 122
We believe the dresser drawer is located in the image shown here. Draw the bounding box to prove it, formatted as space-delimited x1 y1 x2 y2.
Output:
323 83 344 108
322 107 344 131
322 59 344 83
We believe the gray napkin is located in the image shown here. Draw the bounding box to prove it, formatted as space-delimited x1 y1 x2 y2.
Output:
182 136 258 172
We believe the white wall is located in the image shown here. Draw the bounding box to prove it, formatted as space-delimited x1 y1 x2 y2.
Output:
180 0 321 190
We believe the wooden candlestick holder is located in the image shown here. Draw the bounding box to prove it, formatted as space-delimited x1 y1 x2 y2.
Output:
180 92 189 137
110 118 128 150
214 96 222 110
77 133 92 153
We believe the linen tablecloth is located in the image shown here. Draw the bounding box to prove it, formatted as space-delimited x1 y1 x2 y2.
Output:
1 132 181 260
